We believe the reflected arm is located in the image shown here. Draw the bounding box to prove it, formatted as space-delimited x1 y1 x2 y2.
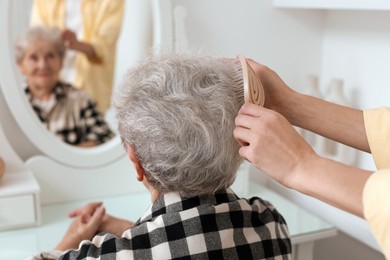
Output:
61 29 101 63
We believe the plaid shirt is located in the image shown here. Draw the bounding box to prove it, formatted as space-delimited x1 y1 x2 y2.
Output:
25 81 114 145
57 188 291 259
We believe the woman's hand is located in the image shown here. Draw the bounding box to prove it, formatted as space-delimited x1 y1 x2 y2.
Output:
68 202 103 222
61 29 78 49
234 103 316 187
245 59 297 117
55 204 105 251
234 103 370 217
61 28 100 63
99 214 134 237
68 202 134 237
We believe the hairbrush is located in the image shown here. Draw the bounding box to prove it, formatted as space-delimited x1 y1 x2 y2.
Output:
232 55 265 106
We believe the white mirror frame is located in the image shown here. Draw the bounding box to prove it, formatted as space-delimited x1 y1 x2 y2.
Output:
0 0 165 169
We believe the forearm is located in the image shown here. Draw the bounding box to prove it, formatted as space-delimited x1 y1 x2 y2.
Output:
249 61 369 152
70 41 101 63
100 215 134 237
291 154 372 217
284 93 370 153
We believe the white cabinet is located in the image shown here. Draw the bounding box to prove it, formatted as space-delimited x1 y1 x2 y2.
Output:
273 0 390 10
0 171 40 231
0 195 36 229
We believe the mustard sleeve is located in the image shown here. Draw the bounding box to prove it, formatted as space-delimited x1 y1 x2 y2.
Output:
83 0 125 64
364 108 390 169
363 108 390 258
30 0 46 25
29 0 65 28
363 169 390 259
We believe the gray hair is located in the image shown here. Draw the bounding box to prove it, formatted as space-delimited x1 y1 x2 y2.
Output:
14 26 65 64
113 53 245 197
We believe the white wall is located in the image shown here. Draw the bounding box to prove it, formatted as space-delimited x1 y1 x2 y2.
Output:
321 10 390 171
113 0 153 90
170 0 325 92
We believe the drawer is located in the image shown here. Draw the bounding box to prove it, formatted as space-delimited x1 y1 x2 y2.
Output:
0 195 36 230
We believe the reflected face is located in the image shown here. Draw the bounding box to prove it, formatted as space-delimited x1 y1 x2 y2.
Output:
17 40 62 98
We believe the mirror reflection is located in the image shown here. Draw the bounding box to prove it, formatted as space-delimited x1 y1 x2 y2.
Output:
10 0 134 148
15 26 114 147
30 0 125 113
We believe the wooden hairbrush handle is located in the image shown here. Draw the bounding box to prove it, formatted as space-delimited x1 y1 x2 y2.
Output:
238 55 265 106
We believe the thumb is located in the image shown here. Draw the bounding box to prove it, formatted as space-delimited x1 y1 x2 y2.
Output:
87 205 105 228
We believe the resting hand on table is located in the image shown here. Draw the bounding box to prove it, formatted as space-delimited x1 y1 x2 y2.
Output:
68 202 134 237
54 204 105 251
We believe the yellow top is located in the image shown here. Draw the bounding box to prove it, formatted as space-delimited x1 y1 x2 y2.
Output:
363 108 390 259
30 0 125 112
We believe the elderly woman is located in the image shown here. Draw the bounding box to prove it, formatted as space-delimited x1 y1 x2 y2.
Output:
32 54 291 259
15 26 114 147
30 0 125 113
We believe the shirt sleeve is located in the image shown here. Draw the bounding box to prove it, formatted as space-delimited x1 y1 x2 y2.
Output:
82 0 125 64
29 0 65 28
364 108 390 169
27 250 64 260
363 169 390 259
363 108 390 259
29 0 43 25
59 233 135 259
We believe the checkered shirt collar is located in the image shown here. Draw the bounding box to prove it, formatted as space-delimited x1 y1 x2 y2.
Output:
24 81 68 102
136 188 237 225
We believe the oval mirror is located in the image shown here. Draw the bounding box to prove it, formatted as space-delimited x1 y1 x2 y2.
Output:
0 0 155 168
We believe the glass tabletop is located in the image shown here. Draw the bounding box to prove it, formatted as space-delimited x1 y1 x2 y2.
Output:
0 182 336 260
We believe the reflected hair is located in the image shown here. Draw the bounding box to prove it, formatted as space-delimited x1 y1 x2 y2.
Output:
14 26 65 64
113 53 245 197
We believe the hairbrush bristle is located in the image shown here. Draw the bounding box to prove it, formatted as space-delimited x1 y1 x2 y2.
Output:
231 55 265 106
231 58 245 105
